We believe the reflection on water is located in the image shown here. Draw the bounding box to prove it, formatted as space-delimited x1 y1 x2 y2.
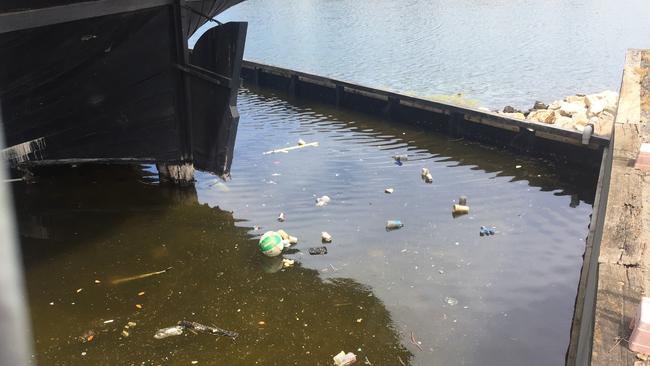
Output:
16 167 412 365
198 0 650 108
16 87 597 365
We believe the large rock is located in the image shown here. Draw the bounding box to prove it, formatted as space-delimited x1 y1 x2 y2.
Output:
548 100 562 110
553 111 574 129
502 105 520 113
587 98 605 116
594 110 615 136
565 95 586 106
585 90 618 114
527 109 555 124
572 111 589 127
533 100 548 110
558 101 586 117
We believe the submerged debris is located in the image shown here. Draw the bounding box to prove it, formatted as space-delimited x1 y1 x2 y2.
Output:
445 297 459 306
110 267 172 285
178 320 239 339
154 321 238 340
308 247 328 255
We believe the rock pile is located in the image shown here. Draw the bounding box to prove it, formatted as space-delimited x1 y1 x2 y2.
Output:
497 91 619 137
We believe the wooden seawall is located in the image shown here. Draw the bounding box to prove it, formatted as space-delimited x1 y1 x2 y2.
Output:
241 60 608 168
566 49 650 365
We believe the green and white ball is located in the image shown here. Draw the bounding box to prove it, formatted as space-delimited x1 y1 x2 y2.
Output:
258 231 284 257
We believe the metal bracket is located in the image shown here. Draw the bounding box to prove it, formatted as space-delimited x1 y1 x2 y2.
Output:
174 63 233 89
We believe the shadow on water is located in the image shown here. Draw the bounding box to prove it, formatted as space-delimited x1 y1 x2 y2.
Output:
13 166 413 365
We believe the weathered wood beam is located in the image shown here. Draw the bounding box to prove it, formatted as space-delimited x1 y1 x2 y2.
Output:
0 0 173 34
590 48 650 366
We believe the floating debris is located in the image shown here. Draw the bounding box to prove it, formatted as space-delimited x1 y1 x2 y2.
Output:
333 351 357 366
263 141 319 155
421 168 433 183
277 212 285 222
277 229 298 247
308 247 328 255
386 220 404 231
321 231 333 243
154 325 184 339
135 304 143 309
392 154 408 162
282 259 295 268
452 204 469 216
258 231 285 257
410 331 424 351
316 195 331 207
78 330 96 343
480 226 496 236
138 291 145 296
445 297 459 306
298 139 306 146
385 187 394 194
103 319 114 324
515 165 522 169
121 330 129 337
178 320 239 339
94 279 101 284
458 196 467 206
110 267 172 285
76 288 83 293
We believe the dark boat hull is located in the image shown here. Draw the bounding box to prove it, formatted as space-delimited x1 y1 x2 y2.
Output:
0 0 246 178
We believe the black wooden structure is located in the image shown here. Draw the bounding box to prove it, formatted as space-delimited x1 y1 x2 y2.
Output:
0 0 247 179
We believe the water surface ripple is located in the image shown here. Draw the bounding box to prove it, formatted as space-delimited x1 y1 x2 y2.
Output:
194 0 650 109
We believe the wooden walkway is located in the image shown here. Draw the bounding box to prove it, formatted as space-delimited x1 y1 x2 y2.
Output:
588 49 650 365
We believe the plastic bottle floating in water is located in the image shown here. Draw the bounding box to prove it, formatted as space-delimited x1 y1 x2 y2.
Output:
479 226 496 236
386 220 404 230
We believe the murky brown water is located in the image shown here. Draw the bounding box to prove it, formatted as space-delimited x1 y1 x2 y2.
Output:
14 87 597 365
